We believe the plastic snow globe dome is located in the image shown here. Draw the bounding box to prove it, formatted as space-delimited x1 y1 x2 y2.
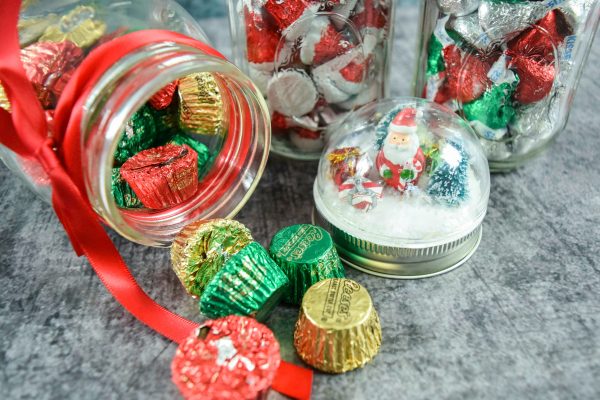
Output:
313 98 490 278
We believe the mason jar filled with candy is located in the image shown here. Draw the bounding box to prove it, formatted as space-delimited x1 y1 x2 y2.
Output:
228 0 395 159
415 0 599 170
0 0 270 246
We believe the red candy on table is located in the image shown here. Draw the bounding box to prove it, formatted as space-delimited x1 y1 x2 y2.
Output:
120 143 199 210
171 316 281 400
149 80 178 110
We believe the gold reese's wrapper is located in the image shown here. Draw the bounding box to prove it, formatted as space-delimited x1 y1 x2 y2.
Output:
178 72 226 136
170 219 253 298
294 278 382 373
39 5 106 49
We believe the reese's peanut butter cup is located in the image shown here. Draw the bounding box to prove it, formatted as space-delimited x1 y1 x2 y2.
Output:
199 242 289 321
269 224 345 305
39 5 106 48
178 72 225 136
171 219 253 298
294 278 381 373
120 143 198 209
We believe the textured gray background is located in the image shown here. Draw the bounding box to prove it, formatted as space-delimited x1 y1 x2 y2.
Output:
1 2 600 400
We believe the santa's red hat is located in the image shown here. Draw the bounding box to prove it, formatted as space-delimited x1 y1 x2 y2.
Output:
389 108 418 134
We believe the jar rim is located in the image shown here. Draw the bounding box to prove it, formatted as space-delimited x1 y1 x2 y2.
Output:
81 42 270 246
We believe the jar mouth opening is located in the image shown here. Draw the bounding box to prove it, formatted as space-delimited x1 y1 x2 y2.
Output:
82 44 270 246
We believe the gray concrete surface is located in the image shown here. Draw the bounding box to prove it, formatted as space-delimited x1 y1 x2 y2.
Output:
1 5 599 400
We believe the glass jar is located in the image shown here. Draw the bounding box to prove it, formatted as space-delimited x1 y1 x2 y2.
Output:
313 98 490 278
228 0 395 159
414 0 600 170
0 0 270 247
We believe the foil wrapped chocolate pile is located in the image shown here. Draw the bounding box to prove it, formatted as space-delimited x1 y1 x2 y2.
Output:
422 0 594 164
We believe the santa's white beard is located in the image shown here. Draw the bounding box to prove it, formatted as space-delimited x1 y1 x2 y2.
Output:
382 141 418 165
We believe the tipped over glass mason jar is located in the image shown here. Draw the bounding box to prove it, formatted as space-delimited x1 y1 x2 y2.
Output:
0 0 270 246
415 0 599 171
228 0 395 160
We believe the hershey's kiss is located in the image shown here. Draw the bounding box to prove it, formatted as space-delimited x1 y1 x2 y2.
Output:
437 0 481 17
478 0 548 41
448 12 491 50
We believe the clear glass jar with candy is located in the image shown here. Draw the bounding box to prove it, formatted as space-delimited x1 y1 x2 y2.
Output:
414 0 600 170
228 0 395 159
0 0 270 246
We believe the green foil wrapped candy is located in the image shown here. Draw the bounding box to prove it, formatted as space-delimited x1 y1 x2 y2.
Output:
463 80 518 130
269 224 345 305
426 34 445 77
168 133 212 177
111 167 141 208
199 242 289 321
171 219 254 298
114 105 160 165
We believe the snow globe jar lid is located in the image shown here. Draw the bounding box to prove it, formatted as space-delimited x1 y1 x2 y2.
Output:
313 98 490 278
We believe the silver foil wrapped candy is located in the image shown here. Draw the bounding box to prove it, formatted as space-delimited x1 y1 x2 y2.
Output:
437 0 481 17
478 0 548 41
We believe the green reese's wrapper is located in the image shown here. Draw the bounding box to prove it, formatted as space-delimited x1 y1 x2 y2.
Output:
114 104 162 165
269 224 345 305
111 167 141 208
199 242 289 321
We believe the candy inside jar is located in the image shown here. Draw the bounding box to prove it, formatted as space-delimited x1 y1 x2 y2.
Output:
229 0 395 159
416 0 600 170
313 98 490 278
0 1 271 247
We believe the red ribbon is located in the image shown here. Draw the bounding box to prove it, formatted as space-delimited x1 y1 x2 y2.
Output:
0 2 312 399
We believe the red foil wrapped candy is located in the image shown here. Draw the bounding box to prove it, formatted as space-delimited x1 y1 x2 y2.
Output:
300 17 354 65
20 40 84 108
120 143 199 210
245 6 281 64
509 55 555 104
352 0 389 30
327 146 364 186
508 10 573 63
441 45 493 103
171 316 281 400
264 0 320 35
149 80 178 110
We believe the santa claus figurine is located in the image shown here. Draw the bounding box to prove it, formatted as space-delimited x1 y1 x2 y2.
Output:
376 107 426 191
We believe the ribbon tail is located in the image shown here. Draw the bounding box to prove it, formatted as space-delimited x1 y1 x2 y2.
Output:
272 361 314 400
47 164 199 343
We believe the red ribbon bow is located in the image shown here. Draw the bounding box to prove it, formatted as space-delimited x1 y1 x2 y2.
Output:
0 2 312 399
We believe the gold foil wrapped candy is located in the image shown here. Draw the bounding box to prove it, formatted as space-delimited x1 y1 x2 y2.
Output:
0 84 10 112
170 219 253 298
178 72 225 136
294 278 382 373
40 5 106 48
